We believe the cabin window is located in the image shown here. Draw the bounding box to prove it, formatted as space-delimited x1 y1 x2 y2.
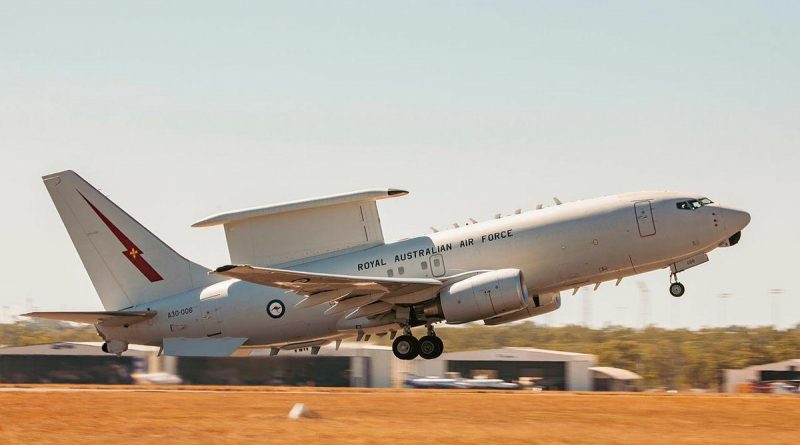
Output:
387 269 394 277
398 266 405 275
421 261 428 270
433 258 441 267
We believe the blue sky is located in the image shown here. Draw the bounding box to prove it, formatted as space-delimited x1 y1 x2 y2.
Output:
1 1 798 328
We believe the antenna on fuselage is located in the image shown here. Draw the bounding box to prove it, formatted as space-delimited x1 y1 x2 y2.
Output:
553 197 563 205
429 226 439 233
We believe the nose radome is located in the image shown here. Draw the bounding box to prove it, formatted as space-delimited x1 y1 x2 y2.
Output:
724 208 751 232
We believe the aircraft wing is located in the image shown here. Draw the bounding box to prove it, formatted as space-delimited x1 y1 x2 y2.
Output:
212 265 442 316
23 311 157 327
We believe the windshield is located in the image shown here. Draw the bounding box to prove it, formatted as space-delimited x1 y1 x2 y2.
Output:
676 197 713 210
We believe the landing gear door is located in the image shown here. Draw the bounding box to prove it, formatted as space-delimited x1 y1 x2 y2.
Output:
430 254 446 277
200 298 223 337
634 201 656 237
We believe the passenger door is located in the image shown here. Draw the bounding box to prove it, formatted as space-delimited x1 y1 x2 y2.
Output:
634 201 656 237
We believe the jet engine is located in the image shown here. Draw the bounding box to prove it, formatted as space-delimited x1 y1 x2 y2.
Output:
427 269 530 324
483 292 561 325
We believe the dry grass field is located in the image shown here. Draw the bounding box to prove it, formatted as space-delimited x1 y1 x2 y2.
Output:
1 386 798 445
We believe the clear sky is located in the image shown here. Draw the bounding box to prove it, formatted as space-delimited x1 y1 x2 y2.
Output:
1 1 798 328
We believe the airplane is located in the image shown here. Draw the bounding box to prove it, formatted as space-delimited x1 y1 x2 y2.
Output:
25 170 750 360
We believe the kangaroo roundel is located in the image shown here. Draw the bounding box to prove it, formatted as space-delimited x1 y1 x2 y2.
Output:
267 299 285 319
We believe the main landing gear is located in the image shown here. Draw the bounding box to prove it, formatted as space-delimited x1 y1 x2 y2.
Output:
669 273 685 297
392 325 444 360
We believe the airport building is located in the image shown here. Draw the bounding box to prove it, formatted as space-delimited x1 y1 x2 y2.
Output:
590 366 643 391
1 342 645 391
178 343 398 387
428 347 597 391
0 342 160 384
723 359 800 393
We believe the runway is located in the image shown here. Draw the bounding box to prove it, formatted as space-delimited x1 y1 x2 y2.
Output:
1 385 798 445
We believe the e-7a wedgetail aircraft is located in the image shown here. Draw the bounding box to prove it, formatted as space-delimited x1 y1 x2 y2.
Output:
27 171 750 360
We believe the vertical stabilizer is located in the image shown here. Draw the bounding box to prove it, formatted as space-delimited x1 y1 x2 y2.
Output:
43 170 219 310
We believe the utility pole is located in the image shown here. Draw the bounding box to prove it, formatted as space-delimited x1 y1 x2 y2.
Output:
768 289 784 328
670 295 681 329
637 281 650 329
582 287 592 328
718 293 731 327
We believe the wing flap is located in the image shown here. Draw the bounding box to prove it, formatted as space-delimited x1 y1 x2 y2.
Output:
24 311 156 327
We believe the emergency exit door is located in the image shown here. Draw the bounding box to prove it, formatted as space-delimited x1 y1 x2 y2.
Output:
634 201 656 237
430 254 446 277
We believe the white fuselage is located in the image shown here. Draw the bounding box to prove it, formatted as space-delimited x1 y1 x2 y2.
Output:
102 191 748 349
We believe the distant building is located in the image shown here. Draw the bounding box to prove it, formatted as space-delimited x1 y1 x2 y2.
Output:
178 343 398 387
0 342 160 384
1 342 644 391
431 347 597 390
590 366 642 391
723 359 800 393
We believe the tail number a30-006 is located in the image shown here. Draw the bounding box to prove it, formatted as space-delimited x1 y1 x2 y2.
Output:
167 307 193 318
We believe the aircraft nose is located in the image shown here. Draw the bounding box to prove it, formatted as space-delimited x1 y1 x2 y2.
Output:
723 207 751 232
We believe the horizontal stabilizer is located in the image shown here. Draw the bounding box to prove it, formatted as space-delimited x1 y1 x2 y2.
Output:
162 337 248 357
23 311 156 327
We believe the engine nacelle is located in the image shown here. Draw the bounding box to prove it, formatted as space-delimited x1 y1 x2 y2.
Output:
483 292 561 325
437 269 529 324
101 340 128 355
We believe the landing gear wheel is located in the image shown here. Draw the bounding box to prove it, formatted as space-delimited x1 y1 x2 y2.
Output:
669 282 685 297
392 335 419 360
418 335 444 360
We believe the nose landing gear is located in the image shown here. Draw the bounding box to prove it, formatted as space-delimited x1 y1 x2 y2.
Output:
669 273 685 297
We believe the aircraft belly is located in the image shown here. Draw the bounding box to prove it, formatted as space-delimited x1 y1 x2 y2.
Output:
220 283 339 345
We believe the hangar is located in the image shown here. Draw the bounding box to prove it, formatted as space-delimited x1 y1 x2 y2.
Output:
2 342 644 391
723 358 800 393
0 342 159 384
179 343 399 387
590 366 643 391
432 347 597 391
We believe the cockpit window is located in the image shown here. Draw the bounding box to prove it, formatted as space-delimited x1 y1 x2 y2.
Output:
676 197 713 210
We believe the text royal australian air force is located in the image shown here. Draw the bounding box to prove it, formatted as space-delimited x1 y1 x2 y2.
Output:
355 229 514 271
